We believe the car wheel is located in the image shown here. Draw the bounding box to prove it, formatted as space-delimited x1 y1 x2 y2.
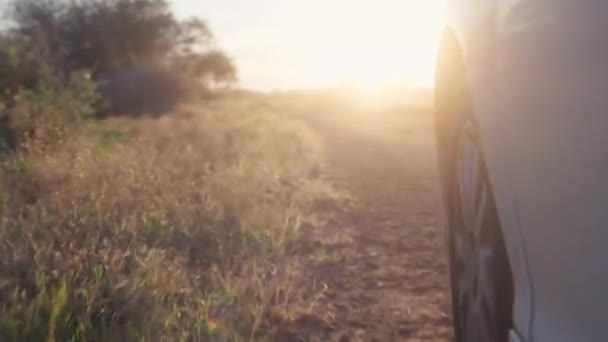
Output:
449 120 512 342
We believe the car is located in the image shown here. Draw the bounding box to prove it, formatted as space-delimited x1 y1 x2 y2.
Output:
434 1 608 341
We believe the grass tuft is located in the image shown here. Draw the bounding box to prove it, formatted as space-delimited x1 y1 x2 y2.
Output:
0 94 339 341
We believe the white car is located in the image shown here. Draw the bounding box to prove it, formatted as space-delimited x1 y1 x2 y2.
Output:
435 1 608 341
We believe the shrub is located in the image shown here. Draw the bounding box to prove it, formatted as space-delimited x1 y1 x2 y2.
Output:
1 67 99 152
97 67 183 117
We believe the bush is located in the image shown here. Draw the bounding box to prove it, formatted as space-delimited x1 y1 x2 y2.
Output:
97 67 183 117
0 66 99 152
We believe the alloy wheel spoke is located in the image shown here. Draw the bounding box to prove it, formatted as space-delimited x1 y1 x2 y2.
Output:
457 159 471 225
454 123 500 342
453 229 474 269
472 185 488 246
478 247 498 321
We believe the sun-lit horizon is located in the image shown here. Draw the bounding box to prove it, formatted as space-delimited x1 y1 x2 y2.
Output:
172 0 445 91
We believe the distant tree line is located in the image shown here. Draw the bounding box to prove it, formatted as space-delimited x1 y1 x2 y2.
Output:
0 0 237 116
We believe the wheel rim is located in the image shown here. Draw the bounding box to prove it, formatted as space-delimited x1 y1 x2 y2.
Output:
453 122 499 342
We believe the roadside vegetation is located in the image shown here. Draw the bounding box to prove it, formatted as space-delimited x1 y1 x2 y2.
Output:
0 1 337 340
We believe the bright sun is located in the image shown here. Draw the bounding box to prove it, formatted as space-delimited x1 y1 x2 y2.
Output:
329 1 445 91
173 0 446 90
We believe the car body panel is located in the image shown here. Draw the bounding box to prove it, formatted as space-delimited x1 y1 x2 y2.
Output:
442 1 608 341
443 0 535 339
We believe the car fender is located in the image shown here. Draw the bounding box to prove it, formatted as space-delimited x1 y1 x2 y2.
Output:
437 1 534 339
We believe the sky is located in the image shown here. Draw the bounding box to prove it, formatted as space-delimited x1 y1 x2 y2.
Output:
171 0 445 91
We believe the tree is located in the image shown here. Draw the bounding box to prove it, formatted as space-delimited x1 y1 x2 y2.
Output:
173 51 237 88
7 0 236 84
4 0 238 114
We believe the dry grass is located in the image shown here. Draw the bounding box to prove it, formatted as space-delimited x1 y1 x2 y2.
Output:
0 95 337 341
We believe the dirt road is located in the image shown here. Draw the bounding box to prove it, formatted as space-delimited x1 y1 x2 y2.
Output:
293 102 453 341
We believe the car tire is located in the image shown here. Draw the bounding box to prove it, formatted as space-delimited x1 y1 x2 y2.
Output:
448 118 513 342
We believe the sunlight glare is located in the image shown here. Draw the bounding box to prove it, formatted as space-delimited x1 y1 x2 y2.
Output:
322 1 446 91
173 0 446 90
